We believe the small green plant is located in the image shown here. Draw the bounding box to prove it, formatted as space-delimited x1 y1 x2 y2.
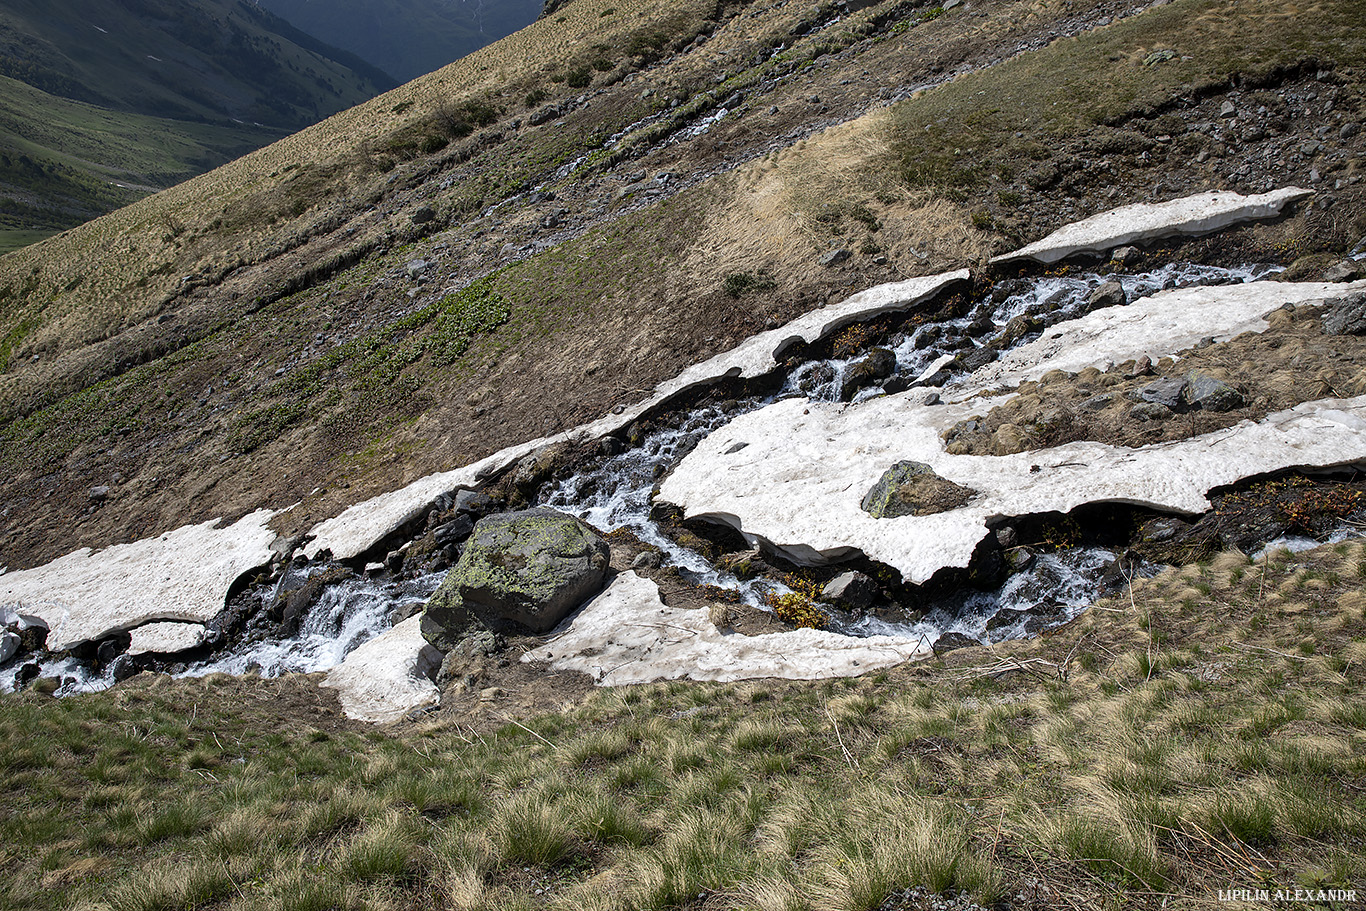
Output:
721 271 777 298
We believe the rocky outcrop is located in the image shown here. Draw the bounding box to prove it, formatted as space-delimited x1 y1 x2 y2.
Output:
421 508 610 648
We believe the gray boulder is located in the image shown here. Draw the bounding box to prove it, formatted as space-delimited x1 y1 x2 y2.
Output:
861 460 977 519
1323 291 1366 336
821 571 876 609
421 509 610 647
1182 372 1245 412
1085 280 1126 312
839 347 896 400
1137 376 1187 408
819 248 851 267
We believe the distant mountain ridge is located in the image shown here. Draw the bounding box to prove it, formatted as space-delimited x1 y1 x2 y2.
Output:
0 0 396 129
0 0 398 248
255 0 545 82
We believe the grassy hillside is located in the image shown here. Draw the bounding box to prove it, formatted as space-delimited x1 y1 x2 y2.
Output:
259 0 546 83
3 541 1362 909
0 73 279 249
0 0 395 242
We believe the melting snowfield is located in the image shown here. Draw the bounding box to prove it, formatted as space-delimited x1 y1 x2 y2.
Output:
4 190 1364 717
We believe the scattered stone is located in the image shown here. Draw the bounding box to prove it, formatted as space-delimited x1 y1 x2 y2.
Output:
1112 246 1140 265
1342 122 1362 140
1003 546 1037 573
411 205 436 225
1130 402 1172 421
88 485 110 501
434 515 475 547
1079 392 1114 411
454 489 497 516
406 259 428 280
1182 372 1246 411
14 662 39 688
821 571 876 609
861 460 978 519
932 632 978 654
1219 101 1237 118
1137 376 1187 408
528 104 562 126
959 346 999 372
0 630 18 664
1085 280 1126 312
631 550 663 570
840 347 896 399
421 508 610 647
820 248 851 267
1321 260 1364 283
1323 291 1366 335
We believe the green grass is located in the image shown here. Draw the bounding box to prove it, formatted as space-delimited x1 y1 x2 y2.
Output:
3 544 1364 909
885 0 1366 193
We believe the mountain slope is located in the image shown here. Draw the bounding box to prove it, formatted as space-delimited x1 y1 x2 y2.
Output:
1 0 1366 905
257 0 547 83
0 0 395 245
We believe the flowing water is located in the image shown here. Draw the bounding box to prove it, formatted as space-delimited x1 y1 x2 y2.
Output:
15 260 1343 692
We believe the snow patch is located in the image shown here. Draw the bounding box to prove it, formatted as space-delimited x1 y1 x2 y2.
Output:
524 572 931 684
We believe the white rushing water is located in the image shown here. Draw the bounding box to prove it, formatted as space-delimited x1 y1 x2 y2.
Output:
181 572 444 680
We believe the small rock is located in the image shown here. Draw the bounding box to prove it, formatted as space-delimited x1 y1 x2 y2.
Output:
1341 122 1361 140
384 550 404 572
1322 291 1366 335
1130 402 1172 421
631 551 663 570
1111 246 1139 266
1219 100 1237 118
1321 260 1364 283
1085 280 1126 312
821 571 876 609
1080 392 1114 411
454 489 497 516
1182 372 1245 411
406 259 428 280
434 515 476 547
479 686 505 702
862 460 977 518
14 662 40 688
840 347 896 400
819 248 851 267
88 485 111 501
411 205 436 225
959 346 999 372
1137 376 1187 409
932 632 978 654
1003 545 1037 573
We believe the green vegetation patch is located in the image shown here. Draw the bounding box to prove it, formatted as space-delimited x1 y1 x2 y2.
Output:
886 0 1366 193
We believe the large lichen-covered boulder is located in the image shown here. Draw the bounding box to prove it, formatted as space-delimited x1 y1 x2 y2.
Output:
420 508 610 649
860 461 978 519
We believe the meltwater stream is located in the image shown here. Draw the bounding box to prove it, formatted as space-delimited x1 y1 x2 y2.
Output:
5 261 1299 693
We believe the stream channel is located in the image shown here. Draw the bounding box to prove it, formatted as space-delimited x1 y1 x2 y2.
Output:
12 259 1342 696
